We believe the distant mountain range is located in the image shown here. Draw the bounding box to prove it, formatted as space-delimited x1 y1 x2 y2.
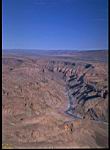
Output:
2 49 108 55
2 49 108 62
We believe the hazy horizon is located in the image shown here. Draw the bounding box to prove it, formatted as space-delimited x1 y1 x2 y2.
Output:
2 48 108 51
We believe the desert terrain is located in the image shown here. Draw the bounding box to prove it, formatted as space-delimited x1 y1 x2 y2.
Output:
2 50 108 149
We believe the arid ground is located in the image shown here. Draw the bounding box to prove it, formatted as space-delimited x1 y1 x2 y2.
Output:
2 50 108 149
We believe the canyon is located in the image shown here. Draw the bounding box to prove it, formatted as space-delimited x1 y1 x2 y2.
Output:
2 50 108 148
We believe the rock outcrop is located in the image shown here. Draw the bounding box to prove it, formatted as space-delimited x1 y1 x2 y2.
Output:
46 60 108 122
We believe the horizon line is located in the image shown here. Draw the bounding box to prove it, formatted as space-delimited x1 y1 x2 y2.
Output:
2 49 108 51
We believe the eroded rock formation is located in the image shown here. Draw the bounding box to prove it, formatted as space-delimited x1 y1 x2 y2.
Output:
2 55 108 148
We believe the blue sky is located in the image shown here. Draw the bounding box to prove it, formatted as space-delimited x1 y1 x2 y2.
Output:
2 0 108 50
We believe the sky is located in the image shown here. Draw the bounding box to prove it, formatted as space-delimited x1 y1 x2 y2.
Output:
2 0 108 50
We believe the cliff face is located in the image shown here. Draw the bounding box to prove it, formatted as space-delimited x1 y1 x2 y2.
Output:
47 60 108 122
2 55 108 148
